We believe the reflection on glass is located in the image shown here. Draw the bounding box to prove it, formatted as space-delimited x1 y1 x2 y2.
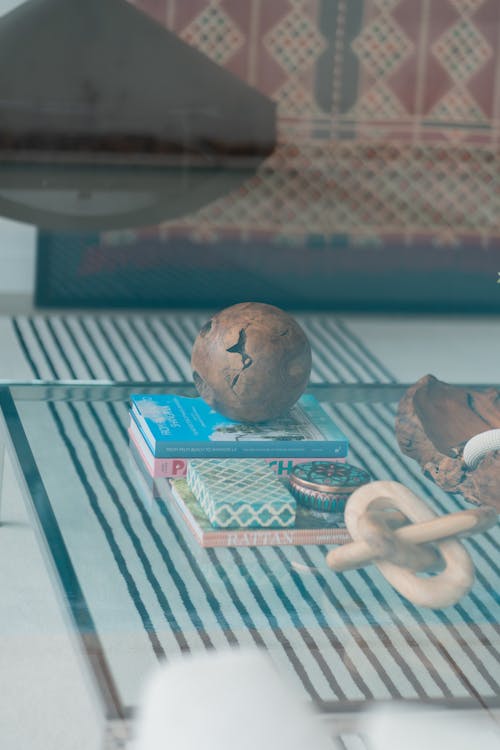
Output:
1 0 499 311
0 0 276 229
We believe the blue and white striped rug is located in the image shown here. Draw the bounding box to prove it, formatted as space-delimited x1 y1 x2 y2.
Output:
7 312 500 746
10 312 396 384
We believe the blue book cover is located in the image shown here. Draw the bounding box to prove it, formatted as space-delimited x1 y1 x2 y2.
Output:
130 393 348 459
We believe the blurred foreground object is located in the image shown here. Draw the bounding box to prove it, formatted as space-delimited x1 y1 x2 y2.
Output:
134 649 334 750
191 302 312 422
396 375 500 509
327 481 497 608
0 0 275 229
364 705 500 750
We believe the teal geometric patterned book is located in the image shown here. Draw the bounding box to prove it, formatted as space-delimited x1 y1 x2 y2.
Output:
187 458 297 529
130 393 348 458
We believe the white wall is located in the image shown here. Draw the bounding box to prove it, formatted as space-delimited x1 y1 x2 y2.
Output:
0 1 36 294
0 0 24 10
0 219 36 294
0 0 24 13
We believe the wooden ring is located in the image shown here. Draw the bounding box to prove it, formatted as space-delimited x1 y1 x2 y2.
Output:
342 481 474 609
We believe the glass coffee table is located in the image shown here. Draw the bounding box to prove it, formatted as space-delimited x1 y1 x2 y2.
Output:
0 382 498 748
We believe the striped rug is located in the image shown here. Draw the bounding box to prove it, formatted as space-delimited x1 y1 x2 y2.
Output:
10 312 396 384
8 313 500 747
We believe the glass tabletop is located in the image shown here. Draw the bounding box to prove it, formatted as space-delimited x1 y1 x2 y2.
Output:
0 381 498 727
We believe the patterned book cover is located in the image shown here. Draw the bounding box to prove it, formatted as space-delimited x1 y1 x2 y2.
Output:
128 417 345 479
130 394 348 458
186 458 297 529
170 479 351 548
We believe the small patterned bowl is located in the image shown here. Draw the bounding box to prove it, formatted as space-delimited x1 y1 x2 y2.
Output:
288 461 371 514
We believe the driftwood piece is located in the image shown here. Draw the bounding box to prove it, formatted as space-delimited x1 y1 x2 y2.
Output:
396 375 500 508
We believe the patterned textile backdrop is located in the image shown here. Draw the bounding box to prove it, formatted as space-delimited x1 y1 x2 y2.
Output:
118 0 500 246
36 1 500 309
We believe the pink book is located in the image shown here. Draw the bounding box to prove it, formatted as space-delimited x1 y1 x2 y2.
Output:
128 418 345 479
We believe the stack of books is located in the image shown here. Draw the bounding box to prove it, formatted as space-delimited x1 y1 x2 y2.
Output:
128 393 351 548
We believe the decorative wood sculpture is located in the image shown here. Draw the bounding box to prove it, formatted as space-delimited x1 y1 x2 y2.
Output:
191 302 312 423
326 481 497 609
395 375 500 509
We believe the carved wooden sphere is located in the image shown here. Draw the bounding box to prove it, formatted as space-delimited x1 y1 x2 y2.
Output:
191 302 312 422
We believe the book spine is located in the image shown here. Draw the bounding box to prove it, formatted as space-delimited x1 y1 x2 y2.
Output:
130 428 344 479
142 440 348 459
169 484 351 548
139 448 189 478
265 456 345 477
218 528 351 547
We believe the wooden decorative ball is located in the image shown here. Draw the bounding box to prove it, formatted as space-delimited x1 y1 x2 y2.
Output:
191 302 312 422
